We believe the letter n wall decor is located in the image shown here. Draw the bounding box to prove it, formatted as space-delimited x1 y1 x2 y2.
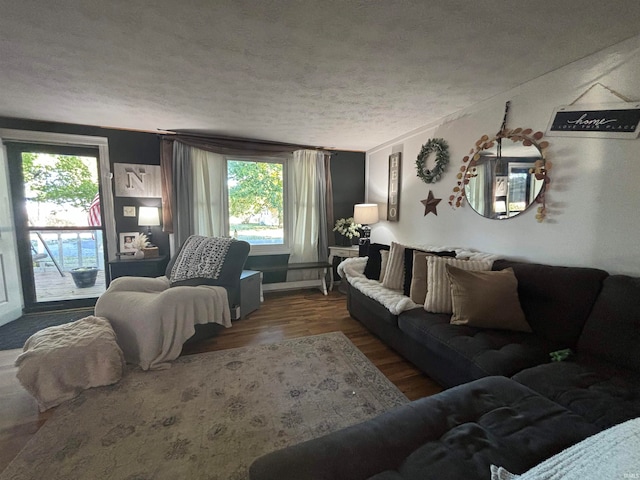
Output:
387 152 401 222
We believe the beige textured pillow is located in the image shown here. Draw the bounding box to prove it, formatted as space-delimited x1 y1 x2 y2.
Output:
447 265 532 332
424 256 492 313
381 242 406 291
379 250 390 283
409 251 431 304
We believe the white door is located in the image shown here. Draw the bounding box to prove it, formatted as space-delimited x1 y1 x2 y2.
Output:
0 140 23 325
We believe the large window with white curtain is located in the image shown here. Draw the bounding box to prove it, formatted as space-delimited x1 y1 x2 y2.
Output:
227 158 285 246
187 146 325 265
190 149 289 255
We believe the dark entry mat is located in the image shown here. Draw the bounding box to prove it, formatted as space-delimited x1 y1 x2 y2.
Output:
0 307 94 350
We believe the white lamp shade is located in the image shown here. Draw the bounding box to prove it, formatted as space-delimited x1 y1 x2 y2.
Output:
353 204 379 225
138 206 160 226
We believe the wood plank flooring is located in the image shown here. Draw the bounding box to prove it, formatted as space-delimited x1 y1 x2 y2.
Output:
0 289 442 473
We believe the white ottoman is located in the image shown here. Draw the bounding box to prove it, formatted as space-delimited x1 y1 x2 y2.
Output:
15 316 125 411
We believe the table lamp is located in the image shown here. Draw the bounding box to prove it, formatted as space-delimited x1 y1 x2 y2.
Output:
353 203 379 243
138 206 160 244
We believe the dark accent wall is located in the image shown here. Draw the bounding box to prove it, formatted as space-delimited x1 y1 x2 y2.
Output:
0 117 169 256
0 117 366 267
330 150 366 245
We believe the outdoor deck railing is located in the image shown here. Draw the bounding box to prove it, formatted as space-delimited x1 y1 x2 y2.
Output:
30 229 105 273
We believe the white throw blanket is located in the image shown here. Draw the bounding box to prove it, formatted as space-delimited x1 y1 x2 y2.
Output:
491 418 640 479
337 245 500 315
95 276 231 370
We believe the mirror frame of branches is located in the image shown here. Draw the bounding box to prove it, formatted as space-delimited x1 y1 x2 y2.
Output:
449 128 551 222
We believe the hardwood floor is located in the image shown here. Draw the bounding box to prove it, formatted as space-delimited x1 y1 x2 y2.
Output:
0 289 442 473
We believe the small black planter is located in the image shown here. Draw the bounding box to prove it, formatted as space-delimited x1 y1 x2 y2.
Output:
70 267 98 288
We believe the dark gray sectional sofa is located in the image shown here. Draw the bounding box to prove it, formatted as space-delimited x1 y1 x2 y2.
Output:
513 274 640 430
249 256 640 479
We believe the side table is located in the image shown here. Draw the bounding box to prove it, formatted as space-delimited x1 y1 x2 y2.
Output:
328 245 360 291
239 270 261 319
108 255 169 283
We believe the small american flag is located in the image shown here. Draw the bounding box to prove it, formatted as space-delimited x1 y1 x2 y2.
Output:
88 192 101 226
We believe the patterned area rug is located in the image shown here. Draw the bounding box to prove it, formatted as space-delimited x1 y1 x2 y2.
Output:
1 332 408 480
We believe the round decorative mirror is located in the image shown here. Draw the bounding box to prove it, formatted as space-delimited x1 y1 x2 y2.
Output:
450 128 550 221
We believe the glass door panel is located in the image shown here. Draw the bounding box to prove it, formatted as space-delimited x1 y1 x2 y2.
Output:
7 143 107 311
30 229 105 302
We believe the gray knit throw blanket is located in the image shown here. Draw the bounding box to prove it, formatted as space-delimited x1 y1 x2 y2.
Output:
170 235 234 283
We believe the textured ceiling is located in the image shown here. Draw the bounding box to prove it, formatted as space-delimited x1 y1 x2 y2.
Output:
1 1 640 151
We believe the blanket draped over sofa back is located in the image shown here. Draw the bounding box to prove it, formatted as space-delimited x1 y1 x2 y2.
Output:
170 235 234 283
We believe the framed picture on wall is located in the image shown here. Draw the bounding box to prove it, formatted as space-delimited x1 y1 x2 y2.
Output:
119 232 139 255
387 153 401 222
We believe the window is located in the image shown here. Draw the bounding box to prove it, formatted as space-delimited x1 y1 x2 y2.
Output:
227 158 285 248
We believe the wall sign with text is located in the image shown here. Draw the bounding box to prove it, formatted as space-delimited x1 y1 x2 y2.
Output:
387 153 401 222
546 102 640 139
113 163 162 198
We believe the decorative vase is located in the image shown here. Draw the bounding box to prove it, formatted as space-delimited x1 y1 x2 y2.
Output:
134 249 145 259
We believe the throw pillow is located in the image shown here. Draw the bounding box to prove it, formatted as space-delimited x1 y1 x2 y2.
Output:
403 248 456 296
424 256 492 314
363 243 391 280
379 250 390 283
169 235 234 286
381 242 406 291
446 266 531 332
409 251 431 304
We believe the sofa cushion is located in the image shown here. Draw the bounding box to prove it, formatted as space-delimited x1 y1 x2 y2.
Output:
425 257 492 314
379 250 390 283
447 266 531 333
577 275 640 372
402 248 456 297
249 376 600 480
409 251 430 304
382 242 406 290
491 260 608 347
364 243 391 280
513 357 640 431
399 308 558 381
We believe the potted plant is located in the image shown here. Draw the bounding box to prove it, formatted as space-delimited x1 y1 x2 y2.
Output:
333 217 361 246
70 266 99 288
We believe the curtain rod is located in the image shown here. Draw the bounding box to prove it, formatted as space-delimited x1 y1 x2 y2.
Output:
158 130 322 151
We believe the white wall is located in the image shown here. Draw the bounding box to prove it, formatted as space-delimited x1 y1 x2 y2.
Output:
366 35 640 275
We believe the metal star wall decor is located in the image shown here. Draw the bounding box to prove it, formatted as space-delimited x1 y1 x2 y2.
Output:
421 190 442 216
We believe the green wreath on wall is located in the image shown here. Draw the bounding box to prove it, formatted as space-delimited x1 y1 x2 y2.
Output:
415 138 450 184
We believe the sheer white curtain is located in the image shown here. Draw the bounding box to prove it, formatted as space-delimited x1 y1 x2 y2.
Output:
191 147 229 237
288 150 322 281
